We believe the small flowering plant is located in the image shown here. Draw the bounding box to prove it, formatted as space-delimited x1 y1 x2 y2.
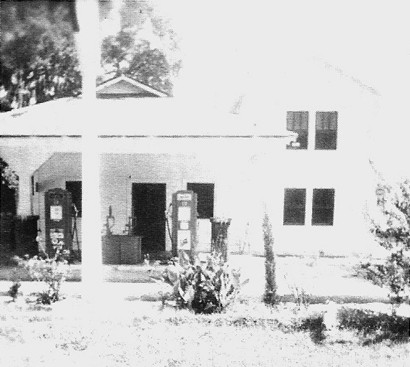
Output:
23 248 70 304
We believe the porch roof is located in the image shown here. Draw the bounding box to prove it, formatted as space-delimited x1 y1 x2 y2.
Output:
0 97 295 139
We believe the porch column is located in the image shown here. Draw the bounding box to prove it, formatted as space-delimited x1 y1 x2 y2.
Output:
76 0 103 299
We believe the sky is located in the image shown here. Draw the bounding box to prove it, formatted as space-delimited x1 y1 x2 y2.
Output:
95 0 410 177
100 1 409 103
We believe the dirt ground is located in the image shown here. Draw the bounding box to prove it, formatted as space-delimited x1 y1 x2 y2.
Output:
0 254 396 306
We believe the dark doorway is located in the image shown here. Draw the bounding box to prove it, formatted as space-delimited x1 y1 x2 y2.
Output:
132 183 166 254
187 183 214 219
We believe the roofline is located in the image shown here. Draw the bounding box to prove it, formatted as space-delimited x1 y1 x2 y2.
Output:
321 60 381 97
33 151 81 175
96 74 168 97
0 134 296 139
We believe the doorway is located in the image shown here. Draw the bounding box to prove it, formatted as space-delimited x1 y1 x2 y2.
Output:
132 183 166 254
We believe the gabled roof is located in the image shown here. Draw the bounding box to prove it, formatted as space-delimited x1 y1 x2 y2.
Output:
96 75 168 98
0 96 295 139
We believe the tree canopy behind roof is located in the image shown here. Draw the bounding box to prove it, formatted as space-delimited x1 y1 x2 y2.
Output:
0 0 180 111
0 0 81 111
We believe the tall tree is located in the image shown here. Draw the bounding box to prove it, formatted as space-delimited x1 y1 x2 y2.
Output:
101 30 175 94
0 1 80 111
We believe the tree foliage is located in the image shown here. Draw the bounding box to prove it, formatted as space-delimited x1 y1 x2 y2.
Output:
0 157 18 190
0 1 80 112
0 157 18 215
100 29 177 94
367 179 410 306
263 213 278 305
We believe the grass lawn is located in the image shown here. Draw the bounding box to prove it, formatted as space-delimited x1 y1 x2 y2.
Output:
0 255 408 366
0 296 409 367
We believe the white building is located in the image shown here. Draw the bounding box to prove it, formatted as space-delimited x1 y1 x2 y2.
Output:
0 65 385 258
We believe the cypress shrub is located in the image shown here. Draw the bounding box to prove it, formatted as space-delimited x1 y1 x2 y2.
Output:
263 213 277 305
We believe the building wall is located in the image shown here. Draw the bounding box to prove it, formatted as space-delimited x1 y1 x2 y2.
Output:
28 119 383 258
259 99 382 256
99 151 261 253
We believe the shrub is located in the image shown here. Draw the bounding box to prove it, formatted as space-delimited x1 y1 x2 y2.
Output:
22 248 70 304
153 251 247 314
263 213 277 305
7 281 21 301
338 307 409 343
367 178 410 307
296 313 326 344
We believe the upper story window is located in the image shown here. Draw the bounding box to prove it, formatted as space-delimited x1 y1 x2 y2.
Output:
286 111 308 150
283 188 306 225
312 188 335 225
315 112 337 150
66 181 82 217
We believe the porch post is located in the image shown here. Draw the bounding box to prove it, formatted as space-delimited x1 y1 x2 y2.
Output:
75 0 103 299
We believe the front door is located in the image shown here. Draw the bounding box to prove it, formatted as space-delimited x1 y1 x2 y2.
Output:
132 183 166 254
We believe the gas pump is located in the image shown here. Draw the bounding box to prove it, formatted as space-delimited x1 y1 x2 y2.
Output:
171 190 198 257
44 188 72 256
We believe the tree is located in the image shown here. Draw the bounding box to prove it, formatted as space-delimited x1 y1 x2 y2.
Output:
263 213 278 305
101 30 176 94
0 157 18 215
367 178 410 307
0 1 81 111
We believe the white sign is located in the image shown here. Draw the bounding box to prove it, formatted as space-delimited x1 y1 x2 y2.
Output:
179 222 189 230
177 193 192 201
178 206 191 221
178 230 191 250
50 205 63 221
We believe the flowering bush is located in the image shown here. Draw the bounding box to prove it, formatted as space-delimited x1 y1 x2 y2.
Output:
153 251 248 314
23 248 70 304
367 179 410 306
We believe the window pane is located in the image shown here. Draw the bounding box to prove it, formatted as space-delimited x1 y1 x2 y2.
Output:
315 112 337 149
66 181 82 217
283 188 306 225
187 183 214 219
287 111 309 149
312 188 335 225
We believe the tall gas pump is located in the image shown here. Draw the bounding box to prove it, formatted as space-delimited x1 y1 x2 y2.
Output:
44 188 72 256
171 190 198 258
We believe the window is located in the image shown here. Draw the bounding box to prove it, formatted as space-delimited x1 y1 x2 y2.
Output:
312 189 335 225
187 183 214 219
286 111 309 149
31 176 34 196
66 181 82 217
315 112 337 150
283 189 306 225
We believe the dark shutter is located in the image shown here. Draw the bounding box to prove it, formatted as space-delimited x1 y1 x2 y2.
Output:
283 188 306 225
315 112 337 150
312 189 335 225
286 111 309 149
